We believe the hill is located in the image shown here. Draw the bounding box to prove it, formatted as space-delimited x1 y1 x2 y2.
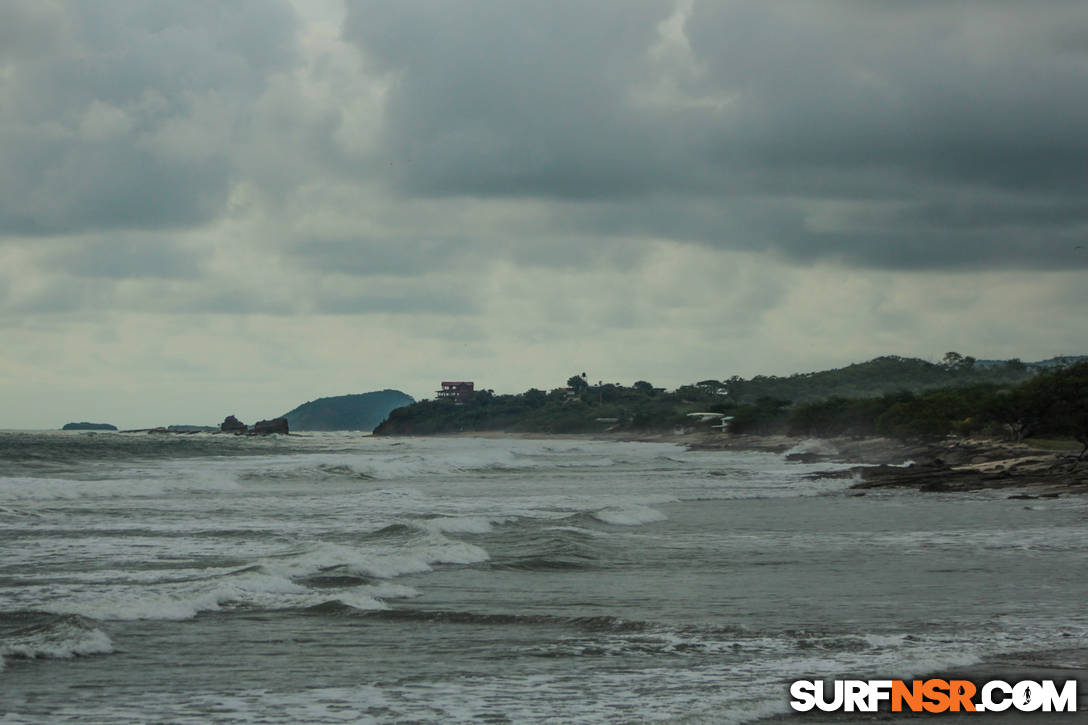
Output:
282 390 415 431
374 355 1086 440
975 355 1088 370
721 355 1036 404
62 422 117 431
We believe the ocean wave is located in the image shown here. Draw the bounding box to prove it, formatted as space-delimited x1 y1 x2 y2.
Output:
0 613 114 668
0 472 239 500
418 515 516 535
36 570 391 621
368 608 653 633
494 555 596 571
258 537 490 581
591 505 667 526
540 525 610 537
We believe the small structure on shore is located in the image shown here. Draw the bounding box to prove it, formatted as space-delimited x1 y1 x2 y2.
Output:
686 412 733 432
437 381 474 404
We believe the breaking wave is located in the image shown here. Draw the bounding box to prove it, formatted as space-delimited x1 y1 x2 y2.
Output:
0 613 114 671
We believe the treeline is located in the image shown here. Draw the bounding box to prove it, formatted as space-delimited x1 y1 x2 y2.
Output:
374 357 1088 454
375 382 706 435
731 361 1088 454
720 354 1035 404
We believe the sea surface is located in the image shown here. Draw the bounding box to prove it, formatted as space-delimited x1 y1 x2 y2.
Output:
0 431 1085 723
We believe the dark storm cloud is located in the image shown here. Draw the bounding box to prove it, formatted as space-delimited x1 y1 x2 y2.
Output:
343 0 673 199
342 0 1088 270
0 0 298 236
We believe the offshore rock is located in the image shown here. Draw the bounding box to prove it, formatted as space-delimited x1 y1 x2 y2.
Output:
62 422 118 431
220 415 247 433
252 417 289 435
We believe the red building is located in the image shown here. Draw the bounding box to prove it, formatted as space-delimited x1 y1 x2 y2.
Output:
437 381 474 403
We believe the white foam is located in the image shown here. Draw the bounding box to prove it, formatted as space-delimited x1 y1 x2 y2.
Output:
355 582 420 600
0 623 114 661
786 438 840 456
259 537 490 581
862 632 910 648
37 571 389 621
0 472 239 500
419 515 513 534
592 505 667 526
542 525 610 537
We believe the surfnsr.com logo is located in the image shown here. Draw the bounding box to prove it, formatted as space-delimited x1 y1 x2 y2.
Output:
790 679 1078 713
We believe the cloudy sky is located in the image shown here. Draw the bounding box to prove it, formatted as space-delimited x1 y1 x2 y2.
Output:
2 0 1087 428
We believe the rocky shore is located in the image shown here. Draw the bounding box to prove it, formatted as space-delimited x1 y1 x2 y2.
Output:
782 437 1088 497
651 431 1088 496
846 441 1088 496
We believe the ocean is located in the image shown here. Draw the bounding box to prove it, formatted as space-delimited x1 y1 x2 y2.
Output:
0 431 1085 723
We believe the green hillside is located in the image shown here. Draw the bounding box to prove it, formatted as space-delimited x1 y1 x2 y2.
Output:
373 355 1088 447
721 355 1035 404
282 390 414 431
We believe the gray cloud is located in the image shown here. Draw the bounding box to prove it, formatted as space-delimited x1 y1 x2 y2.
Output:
0 0 298 236
291 237 466 277
5 0 1088 430
341 0 1088 270
46 238 202 279
311 285 479 316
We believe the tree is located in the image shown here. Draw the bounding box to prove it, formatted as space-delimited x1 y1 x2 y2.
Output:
942 351 964 368
941 351 976 372
523 388 547 408
1035 363 1088 458
632 380 654 394
567 374 589 393
982 388 1035 442
1004 358 1028 373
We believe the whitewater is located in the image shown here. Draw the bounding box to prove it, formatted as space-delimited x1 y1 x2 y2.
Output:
1 431 1085 723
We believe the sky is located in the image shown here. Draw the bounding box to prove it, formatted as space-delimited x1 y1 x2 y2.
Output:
2 0 1087 429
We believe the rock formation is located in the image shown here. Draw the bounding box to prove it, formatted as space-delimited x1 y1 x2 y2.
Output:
220 415 247 433
252 417 289 435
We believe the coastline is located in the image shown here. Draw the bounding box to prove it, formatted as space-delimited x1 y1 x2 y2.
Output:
380 430 1088 496
682 433 1088 497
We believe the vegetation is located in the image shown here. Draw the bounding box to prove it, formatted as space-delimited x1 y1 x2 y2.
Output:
771 361 1088 453
373 357 1088 455
375 383 703 435
720 355 1035 404
282 390 415 431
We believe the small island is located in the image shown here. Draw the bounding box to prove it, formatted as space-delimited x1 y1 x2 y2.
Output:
61 422 118 431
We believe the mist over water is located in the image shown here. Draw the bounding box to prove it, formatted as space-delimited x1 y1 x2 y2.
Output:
1 432 1085 723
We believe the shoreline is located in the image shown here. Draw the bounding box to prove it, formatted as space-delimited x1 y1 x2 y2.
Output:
379 429 1088 496
685 433 1088 497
